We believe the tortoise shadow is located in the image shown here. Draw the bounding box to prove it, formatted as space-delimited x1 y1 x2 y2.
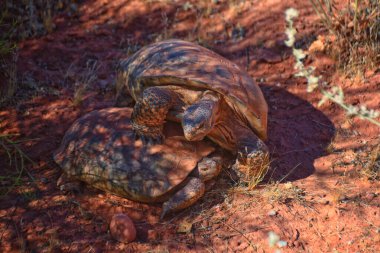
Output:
262 85 336 182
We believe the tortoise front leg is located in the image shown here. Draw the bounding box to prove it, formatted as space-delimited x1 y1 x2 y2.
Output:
192 153 223 181
132 87 179 144
235 128 270 183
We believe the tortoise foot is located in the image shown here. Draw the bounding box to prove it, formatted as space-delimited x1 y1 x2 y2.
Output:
235 140 270 183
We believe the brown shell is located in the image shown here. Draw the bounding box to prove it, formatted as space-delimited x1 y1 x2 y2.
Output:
53 108 215 203
118 39 268 140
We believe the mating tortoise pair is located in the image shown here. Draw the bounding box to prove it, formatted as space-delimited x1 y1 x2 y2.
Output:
55 40 269 217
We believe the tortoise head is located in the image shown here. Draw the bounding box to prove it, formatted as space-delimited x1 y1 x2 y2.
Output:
182 99 219 141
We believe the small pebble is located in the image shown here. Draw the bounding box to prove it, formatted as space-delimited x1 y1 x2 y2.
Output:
268 210 277 216
110 213 136 243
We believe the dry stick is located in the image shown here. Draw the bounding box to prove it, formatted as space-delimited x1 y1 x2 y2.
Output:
353 0 359 35
309 0 333 32
223 222 257 251
245 46 250 72
278 163 302 183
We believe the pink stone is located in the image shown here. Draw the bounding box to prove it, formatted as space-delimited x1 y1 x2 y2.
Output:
109 213 136 243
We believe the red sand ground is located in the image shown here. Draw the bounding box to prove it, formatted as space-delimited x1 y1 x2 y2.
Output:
1 0 379 252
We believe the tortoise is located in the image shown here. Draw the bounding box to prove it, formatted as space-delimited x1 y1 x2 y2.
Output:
54 107 225 218
115 39 269 179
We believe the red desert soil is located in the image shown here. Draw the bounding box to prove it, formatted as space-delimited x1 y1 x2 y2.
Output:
1 0 379 252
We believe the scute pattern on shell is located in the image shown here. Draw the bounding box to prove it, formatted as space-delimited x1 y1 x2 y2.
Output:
117 39 268 139
54 108 215 203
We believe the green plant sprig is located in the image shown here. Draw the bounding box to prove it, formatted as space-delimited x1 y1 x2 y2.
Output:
0 134 36 197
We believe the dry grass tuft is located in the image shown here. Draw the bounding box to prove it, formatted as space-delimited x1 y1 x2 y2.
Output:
360 144 380 180
72 60 100 106
2 0 80 39
0 10 18 105
309 0 379 75
0 51 18 105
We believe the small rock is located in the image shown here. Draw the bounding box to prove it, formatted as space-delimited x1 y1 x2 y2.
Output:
109 213 136 243
268 210 277 216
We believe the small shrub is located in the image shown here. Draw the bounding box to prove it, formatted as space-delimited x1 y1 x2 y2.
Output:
3 0 82 40
72 60 100 106
0 134 35 197
285 8 380 127
308 0 380 75
361 145 380 180
0 10 18 105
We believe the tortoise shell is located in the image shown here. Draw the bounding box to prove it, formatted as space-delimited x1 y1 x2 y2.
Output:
117 39 268 140
54 108 215 203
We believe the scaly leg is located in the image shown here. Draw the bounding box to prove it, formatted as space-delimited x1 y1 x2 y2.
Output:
160 177 205 219
160 153 224 219
131 87 179 144
235 128 270 183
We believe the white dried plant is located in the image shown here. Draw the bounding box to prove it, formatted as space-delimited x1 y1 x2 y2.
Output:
285 8 380 127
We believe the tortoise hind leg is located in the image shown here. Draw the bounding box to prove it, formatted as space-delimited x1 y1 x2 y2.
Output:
160 154 224 219
160 177 205 219
132 86 180 144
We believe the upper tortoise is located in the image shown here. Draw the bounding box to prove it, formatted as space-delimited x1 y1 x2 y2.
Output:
116 39 269 178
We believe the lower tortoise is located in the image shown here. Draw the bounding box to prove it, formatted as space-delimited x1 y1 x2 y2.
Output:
116 39 269 181
54 108 225 218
